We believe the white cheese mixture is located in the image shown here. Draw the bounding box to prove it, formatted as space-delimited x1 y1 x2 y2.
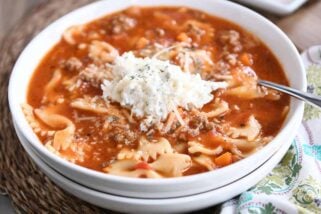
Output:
101 52 226 128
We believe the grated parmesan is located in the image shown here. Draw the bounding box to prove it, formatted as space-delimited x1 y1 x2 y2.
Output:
101 52 226 129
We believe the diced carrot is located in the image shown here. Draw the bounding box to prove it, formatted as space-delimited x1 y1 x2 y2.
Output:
136 37 150 49
214 152 233 167
240 53 253 66
176 32 191 43
134 161 151 170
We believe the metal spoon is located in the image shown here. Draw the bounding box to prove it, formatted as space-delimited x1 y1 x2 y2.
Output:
258 80 321 109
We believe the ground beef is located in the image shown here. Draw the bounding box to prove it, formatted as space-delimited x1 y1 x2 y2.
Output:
109 15 136 34
61 57 83 71
110 128 137 145
79 64 112 88
218 30 243 52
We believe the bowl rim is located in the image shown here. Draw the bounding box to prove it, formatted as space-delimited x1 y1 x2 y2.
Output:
8 0 306 186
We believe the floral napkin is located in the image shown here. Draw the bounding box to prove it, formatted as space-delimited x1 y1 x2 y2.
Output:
220 46 321 214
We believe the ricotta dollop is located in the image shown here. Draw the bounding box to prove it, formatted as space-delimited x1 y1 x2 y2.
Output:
101 52 226 127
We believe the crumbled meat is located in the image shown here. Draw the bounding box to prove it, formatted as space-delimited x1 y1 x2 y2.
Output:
168 122 181 134
183 20 215 43
107 115 120 123
103 111 138 145
79 64 112 87
219 30 242 52
61 57 83 71
109 15 136 34
185 109 215 136
113 132 124 142
189 115 203 129
202 60 231 81
135 42 164 58
177 132 188 142
189 111 212 129
155 28 165 36
110 128 137 145
204 122 214 131
176 48 214 74
225 53 238 66
187 22 205 36
156 108 216 138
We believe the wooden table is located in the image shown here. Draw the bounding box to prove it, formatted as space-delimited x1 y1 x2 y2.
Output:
0 0 320 212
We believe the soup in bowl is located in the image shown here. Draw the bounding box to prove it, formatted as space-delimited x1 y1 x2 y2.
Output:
9 0 305 198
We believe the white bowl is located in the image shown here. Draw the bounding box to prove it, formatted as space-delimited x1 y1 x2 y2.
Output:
14 120 294 213
8 0 306 199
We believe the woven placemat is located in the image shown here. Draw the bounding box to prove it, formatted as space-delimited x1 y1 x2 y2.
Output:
0 1 218 213
0 0 108 213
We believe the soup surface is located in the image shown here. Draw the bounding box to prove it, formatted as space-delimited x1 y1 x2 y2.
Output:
25 6 289 178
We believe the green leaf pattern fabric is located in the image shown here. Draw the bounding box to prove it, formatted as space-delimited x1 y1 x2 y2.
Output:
221 46 321 214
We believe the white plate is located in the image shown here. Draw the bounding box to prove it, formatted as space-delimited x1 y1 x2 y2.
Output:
14 120 293 213
301 45 321 67
233 0 308 15
9 0 305 199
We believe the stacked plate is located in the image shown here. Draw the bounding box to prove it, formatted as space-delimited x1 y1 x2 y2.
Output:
234 0 308 15
14 120 294 213
8 0 305 213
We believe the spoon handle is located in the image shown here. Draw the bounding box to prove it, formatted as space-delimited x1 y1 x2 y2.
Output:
258 80 321 109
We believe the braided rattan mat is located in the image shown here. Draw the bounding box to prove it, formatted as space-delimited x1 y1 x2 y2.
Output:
0 1 219 213
0 0 110 213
